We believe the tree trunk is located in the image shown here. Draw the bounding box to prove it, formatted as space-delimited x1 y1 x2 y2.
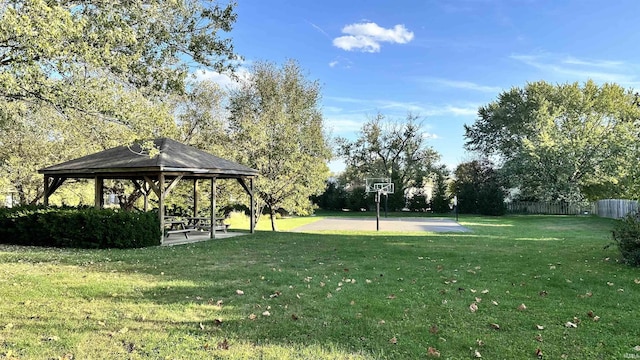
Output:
268 205 278 232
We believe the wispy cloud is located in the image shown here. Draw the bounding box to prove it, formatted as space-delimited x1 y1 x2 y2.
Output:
333 22 414 53
510 53 640 85
422 78 502 93
306 20 331 39
325 96 479 118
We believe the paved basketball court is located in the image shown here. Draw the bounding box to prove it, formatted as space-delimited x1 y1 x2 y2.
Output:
291 217 470 233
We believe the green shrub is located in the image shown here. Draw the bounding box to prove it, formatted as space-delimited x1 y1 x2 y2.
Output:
611 211 640 266
0 206 160 248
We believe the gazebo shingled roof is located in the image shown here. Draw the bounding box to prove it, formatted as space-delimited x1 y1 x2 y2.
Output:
38 138 258 243
39 137 258 178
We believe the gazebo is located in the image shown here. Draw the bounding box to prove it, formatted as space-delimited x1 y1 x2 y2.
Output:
38 138 259 244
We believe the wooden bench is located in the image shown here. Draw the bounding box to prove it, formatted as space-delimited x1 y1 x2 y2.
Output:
165 219 193 239
215 222 230 233
165 228 191 239
193 219 230 233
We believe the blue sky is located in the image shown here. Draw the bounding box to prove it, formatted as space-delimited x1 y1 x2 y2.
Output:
202 0 640 173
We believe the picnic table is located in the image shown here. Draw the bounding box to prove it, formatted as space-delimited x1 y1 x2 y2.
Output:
164 216 230 239
186 217 230 233
164 217 192 239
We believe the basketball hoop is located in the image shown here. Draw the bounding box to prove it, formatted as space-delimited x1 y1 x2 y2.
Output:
365 178 394 231
365 178 394 195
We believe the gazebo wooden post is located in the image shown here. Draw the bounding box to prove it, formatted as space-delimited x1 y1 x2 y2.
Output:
193 179 199 217
158 174 165 245
250 178 255 234
94 176 104 209
210 178 216 239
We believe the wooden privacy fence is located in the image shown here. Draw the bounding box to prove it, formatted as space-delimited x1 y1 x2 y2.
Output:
594 199 639 219
506 199 639 218
506 201 594 215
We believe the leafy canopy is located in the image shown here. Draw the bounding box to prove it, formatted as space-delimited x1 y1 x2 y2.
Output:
0 0 238 127
465 80 640 202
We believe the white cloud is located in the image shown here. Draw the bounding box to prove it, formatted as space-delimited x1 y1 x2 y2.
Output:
192 66 252 91
329 60 339 68
422 132 439 140
424 78 502 93
324 117 364 134
333 22 414 53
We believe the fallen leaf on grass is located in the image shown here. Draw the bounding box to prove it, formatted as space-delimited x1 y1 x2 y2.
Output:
291 314 299 321
217 338 229 350
539 290 548 297
475 297 482 303
593 315 600 322
429 325 439 334
634 279 640 284
535 324 544 330
633 345 640 351
491 300 499 306
578 291 593 298
587 310 594 318
427 346 440 357
481 289 489 294
535 334 543 342
262 311 271 317
565 321 577 328
517 303 527 311
535 348 543 358
469 303 478 313
474 349 482 358
248 314 256 320
389 336 397 344
490 323 500 330
476 339 485 346
387 294 396 299
236 290 244 295
199 323 205 330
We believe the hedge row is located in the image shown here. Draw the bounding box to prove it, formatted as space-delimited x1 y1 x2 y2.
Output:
611 211 640 267
0 206 161 248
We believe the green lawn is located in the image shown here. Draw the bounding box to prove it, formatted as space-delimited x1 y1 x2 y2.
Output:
1 215 639 359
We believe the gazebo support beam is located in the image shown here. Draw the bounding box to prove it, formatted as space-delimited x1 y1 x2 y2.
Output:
193 179 199 217
144 174 184 245
94 176 104 209
210 178 216 239
237 177 255 234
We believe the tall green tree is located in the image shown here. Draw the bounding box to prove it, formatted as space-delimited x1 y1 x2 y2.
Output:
451 159 506 215
465 80 640 202
430 172 450 213
338 113 441 210
227 60 332 230
1 0 238 126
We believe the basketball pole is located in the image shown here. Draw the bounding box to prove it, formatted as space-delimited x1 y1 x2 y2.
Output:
376 190 380 231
